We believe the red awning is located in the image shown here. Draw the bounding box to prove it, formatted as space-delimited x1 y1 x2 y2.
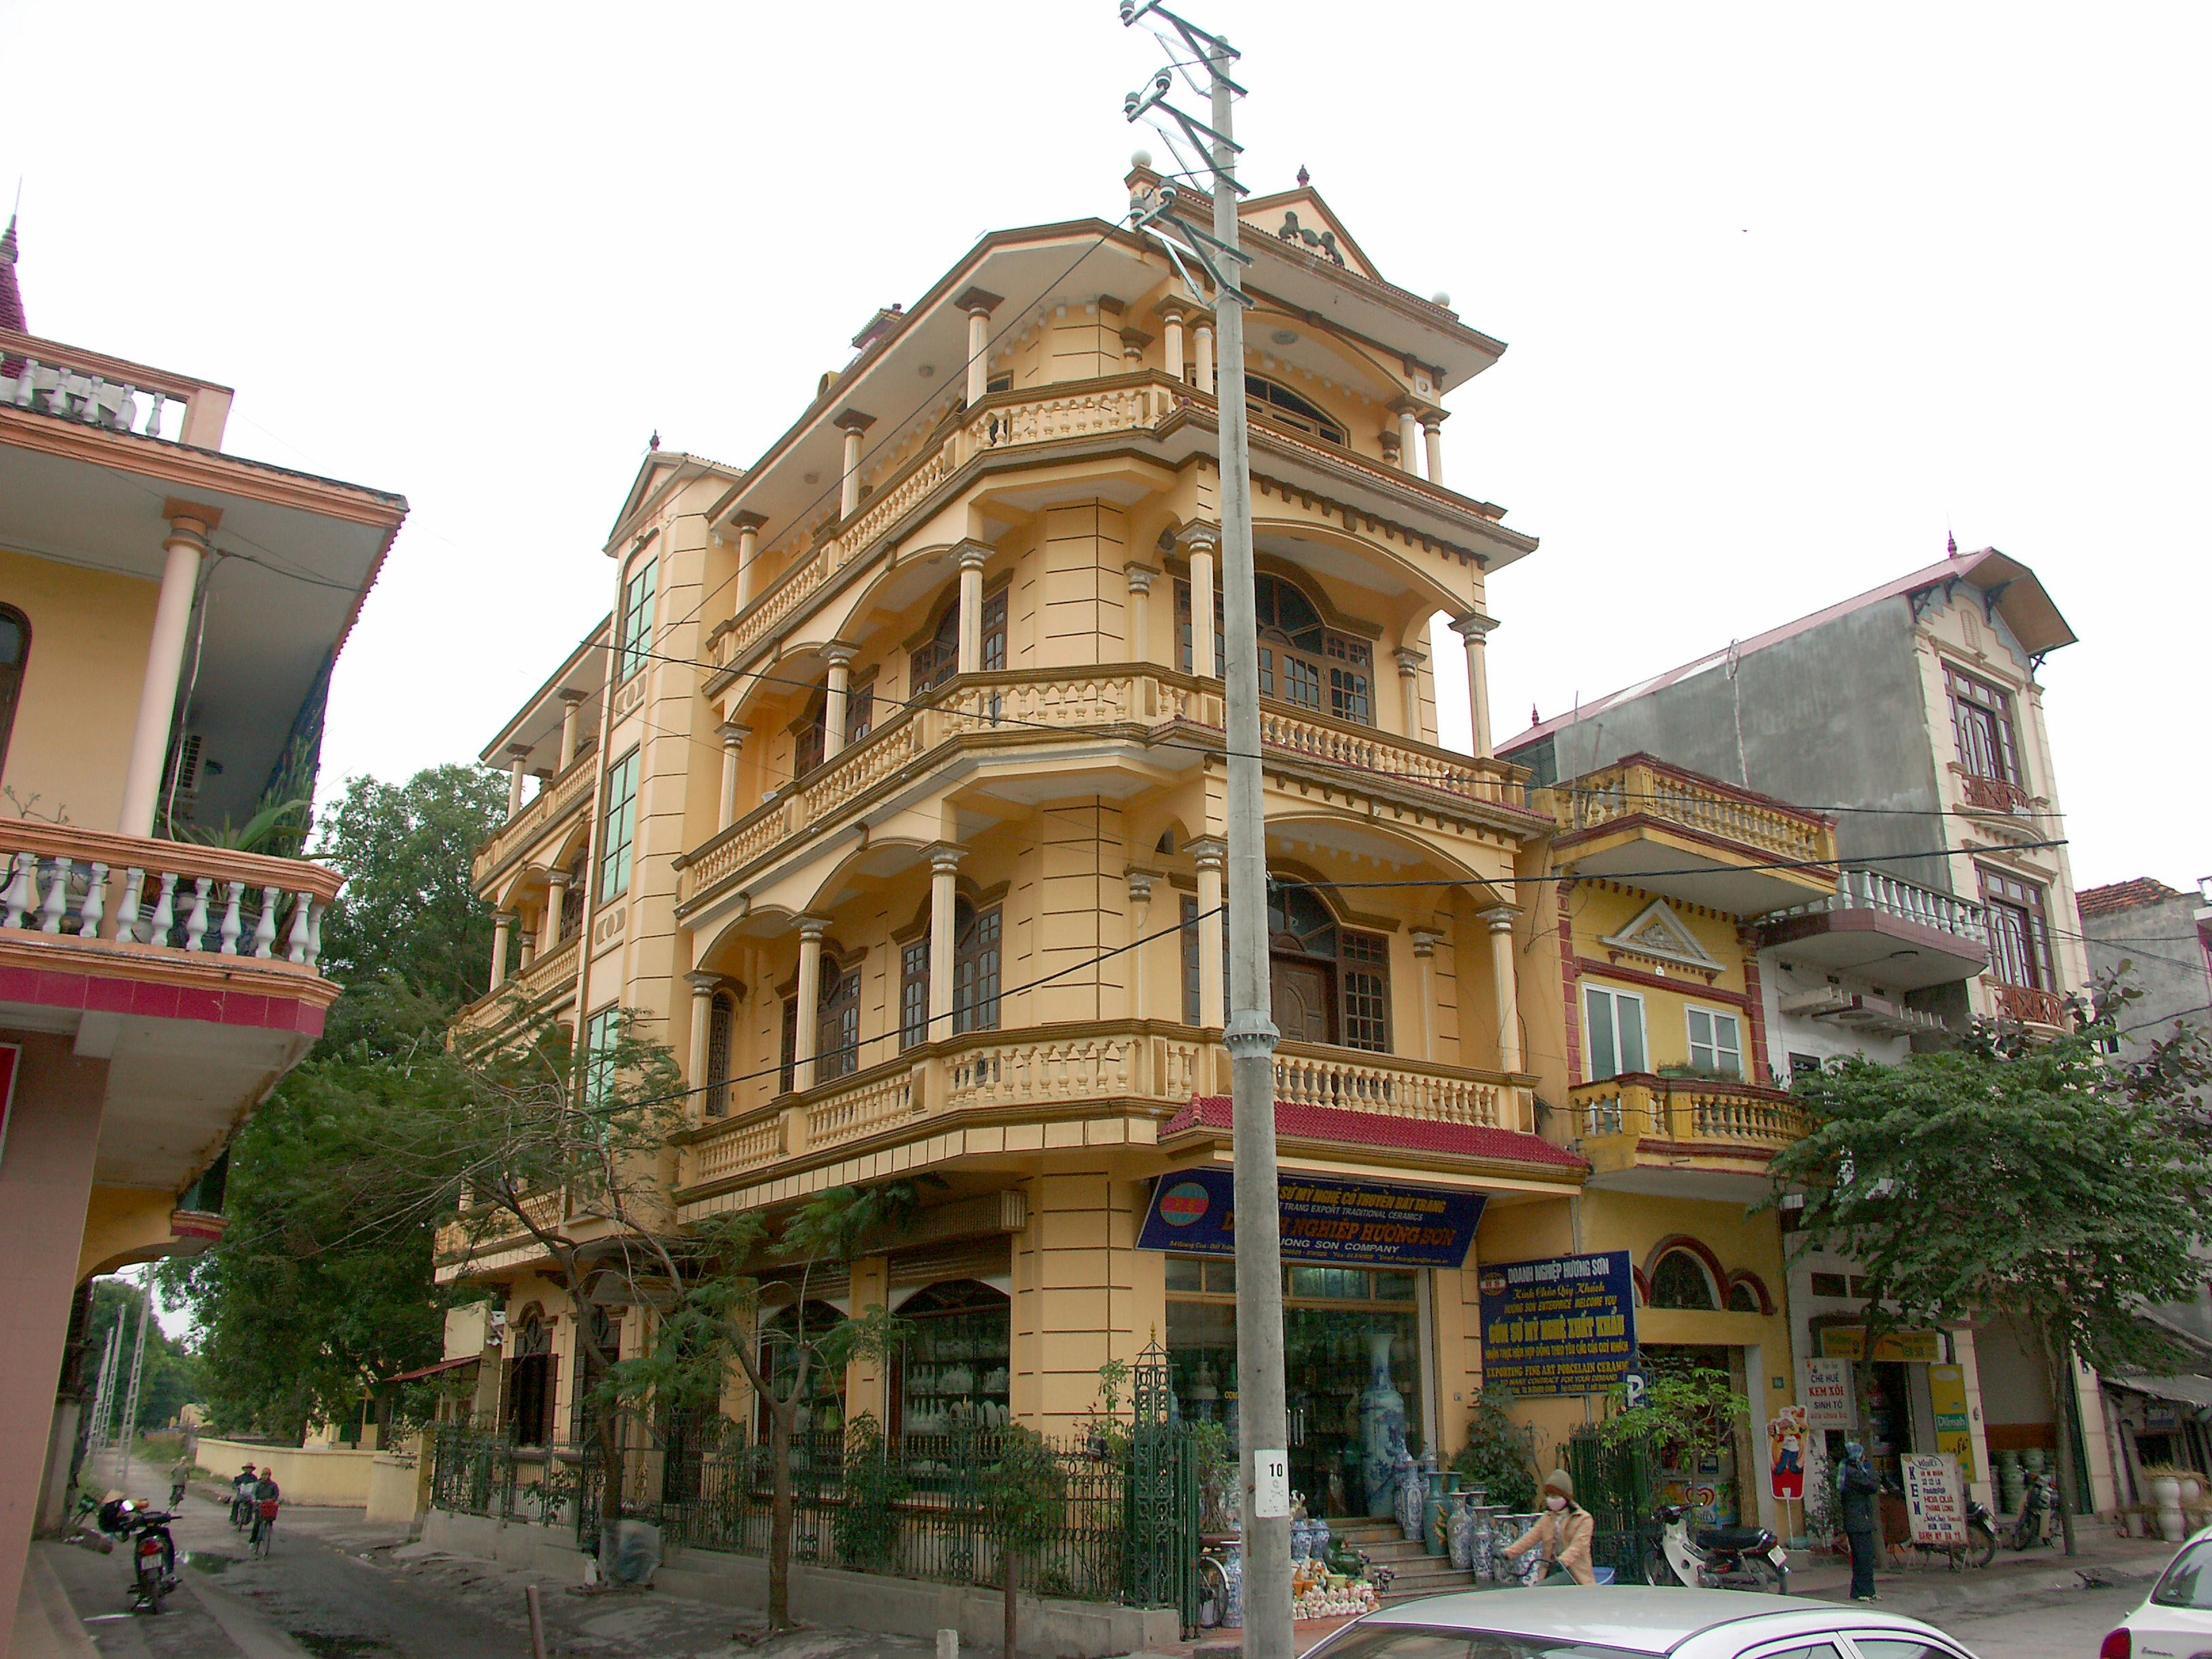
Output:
386 1354 482 1384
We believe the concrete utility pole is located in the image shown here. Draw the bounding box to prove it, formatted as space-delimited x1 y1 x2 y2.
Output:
111 1267 153 1490
1120 12 1289 1659
85 1317 122 1456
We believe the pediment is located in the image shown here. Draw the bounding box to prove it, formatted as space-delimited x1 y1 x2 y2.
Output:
1240 188 1382 283
1600 899 1723 980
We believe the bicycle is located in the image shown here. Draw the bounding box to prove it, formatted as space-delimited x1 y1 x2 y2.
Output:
250 1498 278 1558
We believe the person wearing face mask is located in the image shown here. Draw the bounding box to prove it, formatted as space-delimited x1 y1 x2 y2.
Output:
1836 1440 1883 1601
1501 1470 1596 1585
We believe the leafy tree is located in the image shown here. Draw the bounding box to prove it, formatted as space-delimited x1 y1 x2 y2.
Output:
1596 1365 1749 1464
1768 1001 2212 1553
1450 1387 1540 1513
984 1424 1067 1659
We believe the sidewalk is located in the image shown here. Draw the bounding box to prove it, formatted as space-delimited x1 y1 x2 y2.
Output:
1789 1525 2179 1620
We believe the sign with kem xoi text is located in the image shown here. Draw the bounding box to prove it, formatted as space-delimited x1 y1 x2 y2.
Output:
1478 1251 1637 1397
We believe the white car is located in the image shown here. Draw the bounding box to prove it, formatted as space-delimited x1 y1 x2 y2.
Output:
1304 1587 1978 1659
2101 1525 2212 1659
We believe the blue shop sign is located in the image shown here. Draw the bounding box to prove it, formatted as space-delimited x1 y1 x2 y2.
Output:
1136 1167 1483 1268
1478 1249 1637 1397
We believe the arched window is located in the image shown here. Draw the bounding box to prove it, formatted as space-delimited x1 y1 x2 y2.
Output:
953 899 1000 1035
1176 573 1373 727
504 1308 556 1446
704 991 735 1118
893 1280 1010 1438
1186 882 1389 1052
1649 1250 1719 1311
1246 375 1347 446
911 590 1007 694
0 607 28 780
758 1299 848 1440
1726 1281 1760 1314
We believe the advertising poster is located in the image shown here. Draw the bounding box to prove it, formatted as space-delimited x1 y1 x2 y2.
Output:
1135 1168 1483 1268
1477 1251 1635 1397
1902 1452 1966 1547
1768 1406 1809 1501
1804 1358 1854 1429
1928 1364 1975 1480
1819 1327 1944 1363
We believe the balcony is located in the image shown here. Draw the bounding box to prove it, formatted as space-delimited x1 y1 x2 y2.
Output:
1569 1074 1809 1200
1988 981 2067 1030
677 668 1539 913
435 1188 569 1283
0 819 343 1196
1759 869 1989 989
1 327 233 449
1777 986 1956 1040
1544 756 1838 916
472 752 596 887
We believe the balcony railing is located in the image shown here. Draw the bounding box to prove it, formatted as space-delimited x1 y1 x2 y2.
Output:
0 821 340 973
680 668 1533 908
473 752 596 884
1959 772 2035 815
1990 982 2067 1028
1562 756 1834 866
1767 869 1987 945
1569 1074 1808 1154
1 327 233 448
1274 1040 1513 1128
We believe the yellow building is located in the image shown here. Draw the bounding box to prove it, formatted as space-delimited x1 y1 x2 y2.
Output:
0 217 406 1650
449 173 1607 1519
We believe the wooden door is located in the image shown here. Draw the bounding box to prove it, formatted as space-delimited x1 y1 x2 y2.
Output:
1272 958 1333 1044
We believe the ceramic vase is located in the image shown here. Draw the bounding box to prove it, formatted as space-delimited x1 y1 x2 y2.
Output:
1290 1518 1312 1561
1359 1331 1406 1516
2153 1476 2186 1541
1394 1443 1423 1541
1449 1493 1476 1571
1220 1545 1244 1629
1309 1517 1331 1564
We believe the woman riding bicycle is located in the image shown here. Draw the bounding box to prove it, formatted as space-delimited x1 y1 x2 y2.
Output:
249 1468 282 1556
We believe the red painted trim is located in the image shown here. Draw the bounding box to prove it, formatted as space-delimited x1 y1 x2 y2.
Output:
1644 1233 1730 1299
1726 1269 1777 1316
1736 929 1773 1086
0 965 325 1037
1574 957 1755 1010
0 1043 17 1168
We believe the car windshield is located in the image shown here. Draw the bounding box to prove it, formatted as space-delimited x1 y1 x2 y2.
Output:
2152 1540 2212 1608
1316 1627 1654 1659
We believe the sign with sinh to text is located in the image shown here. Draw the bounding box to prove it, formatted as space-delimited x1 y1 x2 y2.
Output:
1803 1358 1854 1429
1135 1168 1483 1268
1477 1251 1636 1397
1902 1453 1966 1547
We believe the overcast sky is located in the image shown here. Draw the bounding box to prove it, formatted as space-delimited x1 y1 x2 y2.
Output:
6 2 2206 895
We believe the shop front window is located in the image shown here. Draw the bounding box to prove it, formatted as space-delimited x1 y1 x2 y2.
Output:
759 1299 847 1440
892 1280 1010 1439
1165 1256 1422 1519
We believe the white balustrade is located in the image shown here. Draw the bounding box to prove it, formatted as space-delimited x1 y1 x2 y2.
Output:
1770 869 1988 946
1272 1043 1505 1127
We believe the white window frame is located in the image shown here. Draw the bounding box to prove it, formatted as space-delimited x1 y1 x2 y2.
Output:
1582 984 1647 1080
1685 1004 1744 1077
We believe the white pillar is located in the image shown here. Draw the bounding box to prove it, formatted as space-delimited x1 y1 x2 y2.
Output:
543 872 570 949
956 287 1002 405
489 911 514 993
1452 613 1498 759
1127 870 1154 1018
1192 838 1226 1031
1484 907 1521 1073
1183 525 1218 679
1394 646 1425 738
956 547 987 675
1160 306 1186 380
731 513 765 611
718 723 749 829
685 970 719 1126
1124 563 1157 663
505 745 530 817
793 918 827 1093
1422 414 1446 487
118 510 214 838
1396 404 1422 478
929 847 960 1038
1411 929 1444 1062
823 646 855 761
1194 320 1215 395
836 411 874 518
558 691 586 770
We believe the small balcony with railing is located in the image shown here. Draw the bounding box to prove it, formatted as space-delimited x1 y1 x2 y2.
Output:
1540 756 1839 917
1 327 234 449
1567 1073 1809 1200
1758 869 1989 989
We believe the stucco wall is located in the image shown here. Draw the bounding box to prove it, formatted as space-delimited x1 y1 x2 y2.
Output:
2081 892 2210 1066
195 1438 377 1508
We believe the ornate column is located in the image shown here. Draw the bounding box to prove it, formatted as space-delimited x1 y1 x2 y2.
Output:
1379 427 1403 469
956 286 1002 405
1120 327 1153 368
1411 929 1445 1062
518 929 536 972
543 870 570 950
729 511 766 611
1394 646 1426 738
1181 523 1219 679
1450 612 1499 759
1484 907 1522 1073
489 911 515 992
684 970 721 1126
1393 400 1422 477
119 503 217 837
558 690 586 770
1124 563 1157 663
1191 838 1226 1032
793 918 827 1093
835 410 875 518
823 645 856 761
1157 302 1186 380
717 723 749 830
505 744 531 817
1127 870 1155 1018
956 544 988 675
1194 317 1215 394
928 846 961 1039
1422 411 1446 487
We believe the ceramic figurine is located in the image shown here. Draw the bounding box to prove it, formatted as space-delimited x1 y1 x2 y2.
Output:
1358 1331 1406 1516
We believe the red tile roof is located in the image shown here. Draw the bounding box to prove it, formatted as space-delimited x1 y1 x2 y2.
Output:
1165 1095 1587 1171
2078 878 2185 918
0 214 23 339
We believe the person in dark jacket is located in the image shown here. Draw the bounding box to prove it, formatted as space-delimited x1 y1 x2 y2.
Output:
1836 1441 1882 1601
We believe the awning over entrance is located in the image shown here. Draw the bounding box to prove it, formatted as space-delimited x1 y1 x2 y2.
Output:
2108 1374 2212 1410
385 1354 481 1385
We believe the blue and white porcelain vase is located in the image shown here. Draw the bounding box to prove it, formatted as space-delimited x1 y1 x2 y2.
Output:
1309 1516 1331 1565
1394 1443 1422 1541
1290 1518 1312 1561
1449 1492 1476 1571
1358 1331 1406 1516
1220 1544 1244 1628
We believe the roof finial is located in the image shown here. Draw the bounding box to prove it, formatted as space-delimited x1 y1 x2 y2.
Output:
0 184 25 343
1947 527 1958 559
1296 164 1310 187
648 430 661 452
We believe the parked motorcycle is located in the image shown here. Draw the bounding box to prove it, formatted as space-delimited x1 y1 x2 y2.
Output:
93 1498 179 1612
2008 1471 2059 1550
1879 1482 1999 1569
1645 1503 1789 1592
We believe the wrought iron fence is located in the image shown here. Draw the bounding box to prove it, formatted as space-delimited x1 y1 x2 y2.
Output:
1567 1427 1662 1585
428 1428 581 1528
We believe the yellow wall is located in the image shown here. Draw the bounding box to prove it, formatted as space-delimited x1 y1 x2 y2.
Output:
0 547 158 830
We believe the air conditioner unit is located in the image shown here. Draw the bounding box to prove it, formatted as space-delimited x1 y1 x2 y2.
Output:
162 731 206 801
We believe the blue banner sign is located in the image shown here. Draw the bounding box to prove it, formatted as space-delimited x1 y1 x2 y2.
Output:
1136 1168 1483 1268
1478 1250 1637 1397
